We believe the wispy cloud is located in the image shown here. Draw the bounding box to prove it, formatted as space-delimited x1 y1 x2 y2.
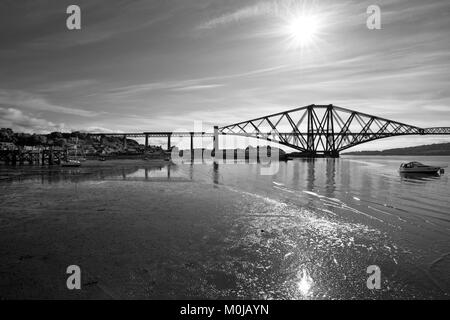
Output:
80 126 123 134
11 0 176 51
0 89 99 117
198 2 276 30
35 80 98 94
0 107 67 133
196 0 358 31
107 64 287 97
170 84 225 92
104 79 215 97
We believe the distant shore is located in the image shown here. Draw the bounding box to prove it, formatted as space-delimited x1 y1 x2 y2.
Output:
343 142 450 156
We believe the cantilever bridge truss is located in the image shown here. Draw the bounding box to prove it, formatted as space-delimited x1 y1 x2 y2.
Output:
219 104 450 156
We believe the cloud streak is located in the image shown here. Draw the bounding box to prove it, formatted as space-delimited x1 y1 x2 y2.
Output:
196 0 362 31
198 2 276 30
0 89 99 117
106 64 288 97
0 107 67 133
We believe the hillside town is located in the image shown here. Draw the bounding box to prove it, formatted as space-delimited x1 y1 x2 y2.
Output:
0 128 165 157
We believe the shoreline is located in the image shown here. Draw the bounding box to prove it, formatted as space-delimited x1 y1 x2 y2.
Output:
0 159 171 181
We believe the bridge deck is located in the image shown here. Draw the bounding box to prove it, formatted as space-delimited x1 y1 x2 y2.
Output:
86 130 450 138
87 132 213 137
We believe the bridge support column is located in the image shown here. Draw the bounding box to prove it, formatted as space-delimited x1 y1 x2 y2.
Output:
145 134 149 149
213 126 219 158
190 132 194 158
306 106 314 154
324 151 340 158
12 151 17 166
123 135 127 150
48 147 54 165
167 134 172 151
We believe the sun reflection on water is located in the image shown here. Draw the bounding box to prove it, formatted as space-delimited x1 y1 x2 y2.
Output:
297 268 314 298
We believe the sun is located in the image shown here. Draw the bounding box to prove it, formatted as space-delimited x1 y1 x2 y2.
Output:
284 14 320 49
275 1 325 51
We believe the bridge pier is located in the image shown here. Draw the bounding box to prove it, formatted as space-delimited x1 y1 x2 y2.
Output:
167 134 172 151
48 147 54 165
190 132 194 158
323 151 340 158
289 151 340 158
123 135 127 150
12 151 17 165
213 126 219 157
145 134 149 149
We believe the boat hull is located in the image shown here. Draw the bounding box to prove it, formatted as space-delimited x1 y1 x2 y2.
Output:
399 167 440 174
61 160 81 167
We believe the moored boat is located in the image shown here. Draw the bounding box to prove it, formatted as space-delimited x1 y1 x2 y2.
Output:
62 137 83 167
399 161 443 174
61 160 81 167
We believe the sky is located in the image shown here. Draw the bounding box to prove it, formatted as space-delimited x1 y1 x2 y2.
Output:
1 0 449 151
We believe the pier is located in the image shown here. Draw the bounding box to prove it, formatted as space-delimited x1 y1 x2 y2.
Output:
0 147 68 165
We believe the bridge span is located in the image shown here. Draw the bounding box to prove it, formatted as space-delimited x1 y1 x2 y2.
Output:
218 104 450 157
88 105 450 157
87 132 213 151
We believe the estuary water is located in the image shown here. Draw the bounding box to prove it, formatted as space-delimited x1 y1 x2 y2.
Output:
0 156 449 299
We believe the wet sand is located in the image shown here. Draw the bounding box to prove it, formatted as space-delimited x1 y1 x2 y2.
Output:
0 169 234 298
0 159 449 299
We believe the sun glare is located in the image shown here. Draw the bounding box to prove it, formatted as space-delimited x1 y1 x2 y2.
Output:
275 1 325 51
284 14 320 49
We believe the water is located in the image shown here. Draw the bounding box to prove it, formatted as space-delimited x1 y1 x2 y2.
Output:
0 156 449 299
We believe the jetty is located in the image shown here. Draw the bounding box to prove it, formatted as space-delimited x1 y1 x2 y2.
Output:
0 147 68 166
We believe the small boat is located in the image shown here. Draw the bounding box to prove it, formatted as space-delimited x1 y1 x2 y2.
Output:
62 138 83 167
61 160 81 167
399 161 443 174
